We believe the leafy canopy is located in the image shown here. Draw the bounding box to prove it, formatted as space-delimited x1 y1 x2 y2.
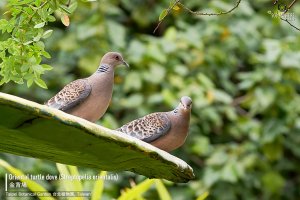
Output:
0 0 84 88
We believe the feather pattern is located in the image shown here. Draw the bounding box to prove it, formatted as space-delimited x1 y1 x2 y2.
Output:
46 79 92 111
97 64 109 73
117 112 171 143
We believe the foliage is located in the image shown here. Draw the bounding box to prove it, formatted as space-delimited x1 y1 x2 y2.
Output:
0 0 80 88
1 0 300 200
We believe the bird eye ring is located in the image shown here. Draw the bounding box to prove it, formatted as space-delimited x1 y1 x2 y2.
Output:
115 56 119 60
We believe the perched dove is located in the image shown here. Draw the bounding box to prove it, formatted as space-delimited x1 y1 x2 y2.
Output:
46 52 129 122
117 96 192 152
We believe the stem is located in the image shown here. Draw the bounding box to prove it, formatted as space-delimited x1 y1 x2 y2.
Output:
179 0 242 16
283 0 298 14
153 0 180 33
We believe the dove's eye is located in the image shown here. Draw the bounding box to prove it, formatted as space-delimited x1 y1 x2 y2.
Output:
115 56 120 60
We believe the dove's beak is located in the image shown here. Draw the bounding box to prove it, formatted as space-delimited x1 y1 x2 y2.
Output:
122 60 129 67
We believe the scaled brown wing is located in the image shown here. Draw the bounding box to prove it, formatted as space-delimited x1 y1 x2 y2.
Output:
117 113 171 143
46 79 92 111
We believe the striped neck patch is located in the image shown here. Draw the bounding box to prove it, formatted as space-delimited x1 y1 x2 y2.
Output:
97 64 109 73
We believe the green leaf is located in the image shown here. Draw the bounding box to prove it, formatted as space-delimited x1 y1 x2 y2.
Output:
159 9 168 21
169 0 181 10
196 191 209 200
68 165 84 200
27 79 33 87
68 1 78 13
42 30 53 39
34 22 46 28
10 0 34 5
34 78 48 89
107 21 126 48
118 179 155 200
21 65 30 72
32 65 44 74
91 171 107 200
155 180 171 200
42 51 51 58
56 163 75 192
59 5 72 14
262 172 285 193
262 138 283 161
41 64 53 70
23 40 33 45
0 19 8 31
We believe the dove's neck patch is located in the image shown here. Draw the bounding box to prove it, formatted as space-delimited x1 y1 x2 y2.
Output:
173 108 179 114
97 64 110 73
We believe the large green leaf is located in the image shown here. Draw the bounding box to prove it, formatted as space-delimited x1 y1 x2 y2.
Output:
0 92 194 183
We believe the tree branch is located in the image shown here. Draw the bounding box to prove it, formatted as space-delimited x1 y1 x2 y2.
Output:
273 0 300 31
153 0 242 33
178 0 242 16
280 17 300 31
284 0 298 14
153 0 180 33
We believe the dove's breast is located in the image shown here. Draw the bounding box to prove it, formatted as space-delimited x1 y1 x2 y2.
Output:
68 73 114 122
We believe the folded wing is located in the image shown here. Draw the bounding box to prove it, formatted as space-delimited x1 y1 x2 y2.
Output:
117 113 171 143
46 79 92 111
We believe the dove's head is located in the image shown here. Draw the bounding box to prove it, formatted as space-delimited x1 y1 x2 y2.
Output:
172 96 192 115
100 52 129 68
180 96 192 110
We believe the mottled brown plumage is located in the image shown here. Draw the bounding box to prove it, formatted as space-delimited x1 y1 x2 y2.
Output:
46 79 91 111
117 96 192 152
46 52 128 122
117 113 171 142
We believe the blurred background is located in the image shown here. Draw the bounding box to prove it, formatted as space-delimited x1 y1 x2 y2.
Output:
1 0 300 199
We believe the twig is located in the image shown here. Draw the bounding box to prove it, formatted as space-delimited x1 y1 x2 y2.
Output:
280 17 300 31
273 0 300 31
178 0 242 16
284 0 298 14
153 0 180 33
153 0 242 33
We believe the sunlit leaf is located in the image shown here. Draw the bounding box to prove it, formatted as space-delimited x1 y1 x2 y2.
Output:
91 171 107 200
196 191 209 200
155 180 171 200
173 5 180 10
42 30 53 39
118 179 155 200
61 14 70 26
68 165 83 198
159 9 168 21
34 78 48 89
34 22 45 28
